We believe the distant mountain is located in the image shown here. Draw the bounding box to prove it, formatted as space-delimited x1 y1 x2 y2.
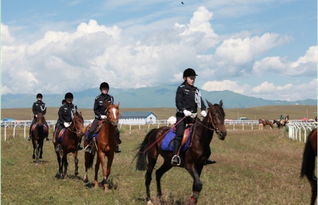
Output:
1 85 316 109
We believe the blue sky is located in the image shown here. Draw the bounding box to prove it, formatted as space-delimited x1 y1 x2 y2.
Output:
1 0 317 101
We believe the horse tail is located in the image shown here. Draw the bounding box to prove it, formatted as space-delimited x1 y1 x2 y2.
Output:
135 128 158 171
301 130 316 180
85 150 96 169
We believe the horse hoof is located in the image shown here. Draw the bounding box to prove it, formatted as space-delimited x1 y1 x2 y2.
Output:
83 178 88 183
147 200 154 205
74 172 79 176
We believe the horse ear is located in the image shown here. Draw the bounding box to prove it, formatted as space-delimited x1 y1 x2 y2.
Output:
117 102 120 108
206 99 213 107
219 100 223 107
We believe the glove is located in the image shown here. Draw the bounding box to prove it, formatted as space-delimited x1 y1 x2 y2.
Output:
35 114 38 118
100 115 107 119
201 110 207 117
63 122 70 128
183 110 192 117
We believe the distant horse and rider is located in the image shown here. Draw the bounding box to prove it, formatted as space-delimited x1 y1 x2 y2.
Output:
301 128 317 205
29 93 49 161
259 115 289 129
53 93 85 179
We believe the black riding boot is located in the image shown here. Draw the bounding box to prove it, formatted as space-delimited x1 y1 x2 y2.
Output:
85 131 95 153
171 139 181 166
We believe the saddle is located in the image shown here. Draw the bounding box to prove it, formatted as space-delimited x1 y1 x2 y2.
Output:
31 123 48 132
160 124 193 152
85 121 103 139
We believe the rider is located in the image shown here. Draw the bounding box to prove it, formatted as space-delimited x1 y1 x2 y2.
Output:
54 92 83 150
171 68 207 166
85 82 121 153
29 93 49 141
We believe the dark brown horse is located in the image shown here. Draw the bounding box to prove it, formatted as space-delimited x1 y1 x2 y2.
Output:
301 128 317 205
54 111 85 179
258 119 274 129
136 100 226 205
84 102 120 192
31 113 48 161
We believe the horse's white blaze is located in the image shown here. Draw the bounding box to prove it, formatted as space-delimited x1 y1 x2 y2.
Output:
112 108 117 120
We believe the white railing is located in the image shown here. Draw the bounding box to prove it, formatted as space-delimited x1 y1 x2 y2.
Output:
286 121 317 142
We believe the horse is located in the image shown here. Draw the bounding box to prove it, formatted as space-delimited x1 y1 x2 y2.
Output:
258 119 274 129
301 128 317 205
83 102 120 192
53 111 85 179
135 100 227 205
280 115 289 126
273 120 283 128
31 113 48 162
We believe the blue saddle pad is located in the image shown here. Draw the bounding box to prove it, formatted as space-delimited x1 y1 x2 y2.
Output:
160 128 192 152
85 131 98 141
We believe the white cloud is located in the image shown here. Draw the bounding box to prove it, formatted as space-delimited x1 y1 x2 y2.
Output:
215 33 289 65
1 24 15 45
202 79 317 101
253 46 317 75
202 80 246 94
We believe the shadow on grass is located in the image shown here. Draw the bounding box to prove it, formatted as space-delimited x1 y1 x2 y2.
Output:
32 160 49 164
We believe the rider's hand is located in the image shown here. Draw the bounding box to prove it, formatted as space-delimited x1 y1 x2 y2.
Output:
35 114 38 117
64 122 70 128
201 110 207 117
183 110 192 117
100 115 107 119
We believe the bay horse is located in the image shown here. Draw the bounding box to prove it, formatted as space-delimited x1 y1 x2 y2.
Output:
135 100 227 205
83 102 120 192
54 111 85 179
31 113 48 162
258 119 273 129
301 128 317 205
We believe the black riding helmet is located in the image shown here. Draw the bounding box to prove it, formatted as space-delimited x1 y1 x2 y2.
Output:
65 92 74 100
183 68 198 78
36 93 43 99
100 82 109 90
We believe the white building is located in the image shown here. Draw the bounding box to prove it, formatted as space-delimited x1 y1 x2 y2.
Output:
119 112 157 125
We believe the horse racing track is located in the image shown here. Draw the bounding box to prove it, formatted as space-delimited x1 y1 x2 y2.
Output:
2 126 312 204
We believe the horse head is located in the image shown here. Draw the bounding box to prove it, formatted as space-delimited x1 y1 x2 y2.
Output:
104 101 120 126
205 99 227 140
71 111 85 137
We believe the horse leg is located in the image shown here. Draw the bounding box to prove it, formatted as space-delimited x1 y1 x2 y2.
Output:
145 153 158 204
74 152 79 176
101 153 114 192
39 139 43 159
94 153 101 188
62 154 68 178
185 163 203 205
32 141 35 159
155 160 172 201
310 178 317 205
55 152 62 178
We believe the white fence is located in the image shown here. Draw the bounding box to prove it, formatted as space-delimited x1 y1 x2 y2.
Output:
286 121 317 142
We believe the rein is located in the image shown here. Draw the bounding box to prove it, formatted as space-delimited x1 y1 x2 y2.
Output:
194 118 216 132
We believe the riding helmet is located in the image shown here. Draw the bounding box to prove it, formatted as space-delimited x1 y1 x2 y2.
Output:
100 82 109 90
183 68 197 78
36 93 43 98
65 92 74 100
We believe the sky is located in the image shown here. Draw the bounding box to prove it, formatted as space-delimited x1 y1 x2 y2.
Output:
1 0 317 101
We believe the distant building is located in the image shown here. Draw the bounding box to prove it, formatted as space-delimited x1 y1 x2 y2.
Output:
119 111 157 125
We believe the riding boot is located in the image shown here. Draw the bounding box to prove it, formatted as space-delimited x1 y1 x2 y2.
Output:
85 132 94 153
77 142 83 150
171 139 181 166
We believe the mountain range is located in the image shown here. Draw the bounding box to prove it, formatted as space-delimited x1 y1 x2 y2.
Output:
1 85 316 109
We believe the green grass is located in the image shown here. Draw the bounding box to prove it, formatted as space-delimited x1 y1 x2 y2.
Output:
1 126 312 205
1 105 316 120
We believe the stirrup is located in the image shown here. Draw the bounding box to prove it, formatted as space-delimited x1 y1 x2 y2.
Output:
171 155 181 166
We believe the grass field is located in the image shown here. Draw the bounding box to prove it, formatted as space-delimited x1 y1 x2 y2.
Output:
1 125 312 205
1 105 317 120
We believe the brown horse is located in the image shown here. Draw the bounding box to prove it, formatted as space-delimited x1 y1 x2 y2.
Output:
135 100 227 205
301 128 317 205
54 111 85 179
31 113 48 161
258 119 273 129
83 102 120 192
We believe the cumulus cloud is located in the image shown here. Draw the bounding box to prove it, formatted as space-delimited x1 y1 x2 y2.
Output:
202 79 317 101
215 33 289 65
253 46 317 76
1 6 313 101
